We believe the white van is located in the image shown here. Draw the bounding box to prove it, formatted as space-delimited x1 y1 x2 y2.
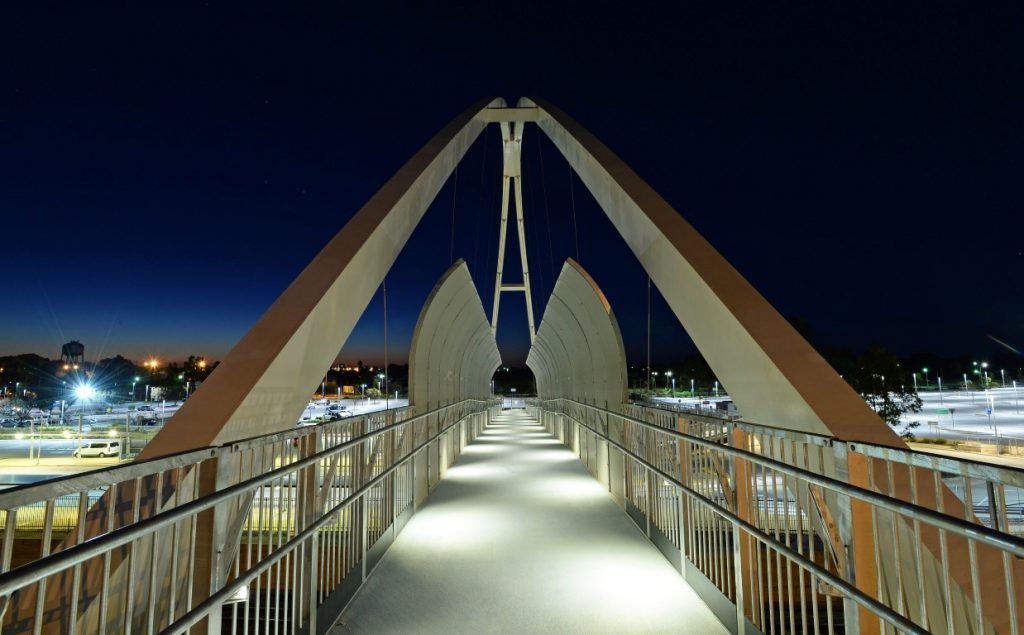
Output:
73 440 121 458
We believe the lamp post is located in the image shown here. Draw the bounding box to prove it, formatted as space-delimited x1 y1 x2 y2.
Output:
650 371 658 396
1014 380 1020 414
690 378 695 397
666 371 675 397
922 367 929 388
131 376 140 401
1001 369 1006 387
912 372 918 392
714 380 719 398
937 376 943 404
964 373 971 402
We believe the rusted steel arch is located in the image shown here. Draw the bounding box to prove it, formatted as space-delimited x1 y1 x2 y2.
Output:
521 97 899 446
408 260 501 410
520 99 1018 634
140 98 506 459
528 259 627 409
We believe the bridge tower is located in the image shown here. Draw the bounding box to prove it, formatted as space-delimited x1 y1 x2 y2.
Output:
490 119 536 342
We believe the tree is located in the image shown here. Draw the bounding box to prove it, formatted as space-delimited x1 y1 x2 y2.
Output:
843 344 923 440
365 387 382 399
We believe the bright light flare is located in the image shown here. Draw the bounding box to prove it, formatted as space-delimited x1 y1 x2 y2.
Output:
74 383 96 400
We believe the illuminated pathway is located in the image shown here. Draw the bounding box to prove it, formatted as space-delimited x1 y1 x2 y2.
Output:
330 409 727 634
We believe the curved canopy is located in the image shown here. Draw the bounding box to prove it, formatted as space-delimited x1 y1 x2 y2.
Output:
527 259 627 408
409 260 501 410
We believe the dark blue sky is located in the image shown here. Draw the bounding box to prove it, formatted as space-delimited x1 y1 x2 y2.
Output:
1 3 1022 367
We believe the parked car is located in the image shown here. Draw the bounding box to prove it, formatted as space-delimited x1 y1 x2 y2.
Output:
73 440 121 458
0 419 17 429
137 405 155 412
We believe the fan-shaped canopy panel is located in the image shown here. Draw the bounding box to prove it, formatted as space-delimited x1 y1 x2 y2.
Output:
527 259 627 408
409 260 501 410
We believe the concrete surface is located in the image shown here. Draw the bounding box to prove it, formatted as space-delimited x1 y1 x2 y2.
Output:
331 409 726 635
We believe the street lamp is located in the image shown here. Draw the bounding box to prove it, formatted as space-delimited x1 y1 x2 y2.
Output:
937 376 943 404
666 370 674 397
690 378 695 397
964 373 973 402
912 372 918 392
131 376 140 400
1001 369 1006 387
922 367 929 387
650 371 658 395
713 380 719 398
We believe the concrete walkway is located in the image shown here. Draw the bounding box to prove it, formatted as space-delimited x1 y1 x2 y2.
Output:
331 410 727 635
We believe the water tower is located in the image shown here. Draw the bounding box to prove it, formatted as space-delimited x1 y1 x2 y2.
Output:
60 341 85 367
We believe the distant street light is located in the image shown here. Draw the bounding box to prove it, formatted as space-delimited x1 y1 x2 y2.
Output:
964 373 972 402
74 383 96 401
922 367 929 387
937 376 943 404
714 380 719 398
666 370 675 397
1001 369 1006 387
690 378 695 397
132 376 140 400
912 372 918 392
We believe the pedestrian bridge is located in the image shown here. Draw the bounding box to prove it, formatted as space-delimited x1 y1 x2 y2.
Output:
2 98 1023 634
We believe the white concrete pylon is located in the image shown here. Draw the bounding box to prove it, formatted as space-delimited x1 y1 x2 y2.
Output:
490 118 536 343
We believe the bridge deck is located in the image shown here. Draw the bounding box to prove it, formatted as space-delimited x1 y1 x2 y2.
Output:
330 409 726 634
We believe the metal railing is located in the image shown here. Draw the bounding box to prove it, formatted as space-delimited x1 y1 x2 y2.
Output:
536 398 1024 635
0 399 497 634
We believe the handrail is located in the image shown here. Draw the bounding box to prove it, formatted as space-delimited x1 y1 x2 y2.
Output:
585 412 925 634
163 401 483 634
544 398 1024 556
0 407 416 509
0 399 492 597
636 397 1024 484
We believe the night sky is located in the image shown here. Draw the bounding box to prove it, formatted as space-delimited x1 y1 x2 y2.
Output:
2 4 1022 367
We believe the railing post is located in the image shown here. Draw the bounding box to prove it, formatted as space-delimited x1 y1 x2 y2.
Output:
731 426 756 627
842 444 878 635
732 522 746 635
359 490 368 582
